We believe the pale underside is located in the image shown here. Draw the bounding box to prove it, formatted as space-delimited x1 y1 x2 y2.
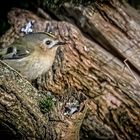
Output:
3 50 56 80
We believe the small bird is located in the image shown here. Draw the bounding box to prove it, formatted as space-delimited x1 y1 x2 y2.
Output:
0 32 65 80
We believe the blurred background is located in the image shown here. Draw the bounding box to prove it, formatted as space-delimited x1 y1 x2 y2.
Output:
0 0 140 36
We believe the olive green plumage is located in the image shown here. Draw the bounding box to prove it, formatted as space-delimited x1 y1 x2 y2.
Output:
0 32 65 80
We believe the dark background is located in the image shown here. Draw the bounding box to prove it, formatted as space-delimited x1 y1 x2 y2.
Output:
0 0 140 37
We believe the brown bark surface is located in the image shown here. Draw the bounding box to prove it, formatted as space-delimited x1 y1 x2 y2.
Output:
0 0 140 140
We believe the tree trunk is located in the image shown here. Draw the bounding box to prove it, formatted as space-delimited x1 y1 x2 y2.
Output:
0 0 140 140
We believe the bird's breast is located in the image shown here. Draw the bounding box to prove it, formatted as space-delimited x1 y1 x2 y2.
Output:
22 54 54 80
3 53 55 80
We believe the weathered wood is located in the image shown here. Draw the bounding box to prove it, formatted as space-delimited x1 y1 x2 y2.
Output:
50 1 140 139
0 0 140 139
52 0 140 78
0 9 88 140
42 1 140 139
0 61 50 139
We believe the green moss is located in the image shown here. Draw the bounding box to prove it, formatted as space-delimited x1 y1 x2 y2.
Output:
39 96 55 113
118 111 129 126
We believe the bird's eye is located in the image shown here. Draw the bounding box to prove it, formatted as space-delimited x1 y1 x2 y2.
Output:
45 40 51 45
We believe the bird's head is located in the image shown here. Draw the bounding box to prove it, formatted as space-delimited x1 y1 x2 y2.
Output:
24 32 66 53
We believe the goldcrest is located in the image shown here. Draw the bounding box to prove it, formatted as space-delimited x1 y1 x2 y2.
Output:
0 32 65 80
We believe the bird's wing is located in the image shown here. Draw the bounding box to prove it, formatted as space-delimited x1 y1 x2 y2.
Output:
0 38 35 60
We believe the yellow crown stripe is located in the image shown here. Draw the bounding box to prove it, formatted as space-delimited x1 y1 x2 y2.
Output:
37 32 57 39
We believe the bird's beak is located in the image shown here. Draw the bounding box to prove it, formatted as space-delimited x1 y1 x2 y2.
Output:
52 41 67 48
56 41 67 46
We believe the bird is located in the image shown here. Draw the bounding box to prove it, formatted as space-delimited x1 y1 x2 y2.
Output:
0 32 66 80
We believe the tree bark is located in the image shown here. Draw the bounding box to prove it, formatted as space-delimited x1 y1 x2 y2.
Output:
0 0 140 140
